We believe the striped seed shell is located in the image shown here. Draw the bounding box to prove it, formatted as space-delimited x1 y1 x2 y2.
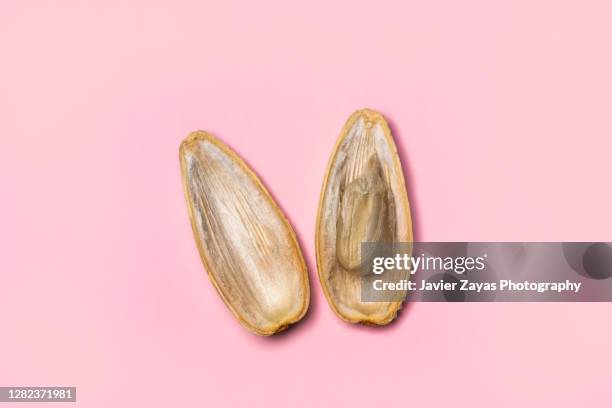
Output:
180 131 310 335
316 109 413 325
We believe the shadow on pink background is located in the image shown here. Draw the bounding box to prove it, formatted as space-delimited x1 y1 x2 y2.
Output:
1 1 611 406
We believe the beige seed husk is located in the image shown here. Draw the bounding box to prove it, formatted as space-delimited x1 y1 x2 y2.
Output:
316 109 413 325
180 131 310 336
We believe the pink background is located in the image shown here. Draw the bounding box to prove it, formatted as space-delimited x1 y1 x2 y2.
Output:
1 1 611 406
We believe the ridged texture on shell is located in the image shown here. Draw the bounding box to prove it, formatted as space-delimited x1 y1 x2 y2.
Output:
316 109 412 325
180 131 310 335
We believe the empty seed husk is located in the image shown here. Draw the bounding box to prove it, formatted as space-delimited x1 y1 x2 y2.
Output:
316 109 413 325
180 131 310 335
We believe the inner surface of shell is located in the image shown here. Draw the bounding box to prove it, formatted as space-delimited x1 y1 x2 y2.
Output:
317 109 412 325
180 131 309 335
